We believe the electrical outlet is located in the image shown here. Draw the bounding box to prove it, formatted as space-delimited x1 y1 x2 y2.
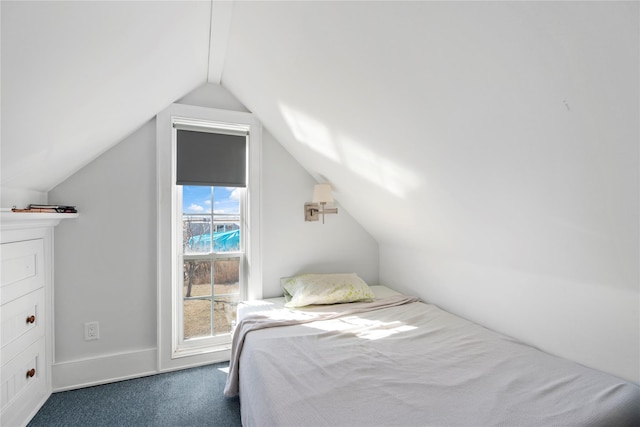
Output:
84 321 100 341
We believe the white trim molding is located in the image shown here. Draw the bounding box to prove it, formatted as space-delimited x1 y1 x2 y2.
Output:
156 103 262 373
52 348 157 392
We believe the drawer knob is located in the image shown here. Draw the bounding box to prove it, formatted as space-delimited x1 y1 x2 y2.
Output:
26 368 36 378
26 315 36 324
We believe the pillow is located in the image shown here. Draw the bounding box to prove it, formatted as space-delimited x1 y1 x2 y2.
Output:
281 273 375 308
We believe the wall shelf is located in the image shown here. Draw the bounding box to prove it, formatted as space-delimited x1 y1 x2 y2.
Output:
1 212 79 230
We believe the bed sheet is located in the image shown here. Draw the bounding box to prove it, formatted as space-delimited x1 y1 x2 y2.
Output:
235 288 640 427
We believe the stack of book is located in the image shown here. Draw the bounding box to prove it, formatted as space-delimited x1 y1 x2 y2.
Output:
12 204 78 213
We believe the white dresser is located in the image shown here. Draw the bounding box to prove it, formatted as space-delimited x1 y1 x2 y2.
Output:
1 213 77 427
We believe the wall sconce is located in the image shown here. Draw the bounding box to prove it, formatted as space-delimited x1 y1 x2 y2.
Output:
304 183 338 224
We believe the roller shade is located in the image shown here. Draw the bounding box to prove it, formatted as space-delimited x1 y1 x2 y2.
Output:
176 130 247 187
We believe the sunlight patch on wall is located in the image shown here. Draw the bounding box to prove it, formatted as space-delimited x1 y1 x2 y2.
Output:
279 103 420 198
280 104 340 162
340 136 420 198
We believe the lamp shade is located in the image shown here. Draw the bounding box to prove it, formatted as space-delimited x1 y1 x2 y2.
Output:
312 184 334 204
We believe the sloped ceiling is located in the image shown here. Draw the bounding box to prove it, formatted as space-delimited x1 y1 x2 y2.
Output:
2 1 637 288
1 0 210 191
221 1 638 286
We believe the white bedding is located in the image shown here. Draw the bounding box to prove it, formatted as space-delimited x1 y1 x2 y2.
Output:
230 286 640 426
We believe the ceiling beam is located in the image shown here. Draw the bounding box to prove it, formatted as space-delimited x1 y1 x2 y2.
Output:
207 0 234 84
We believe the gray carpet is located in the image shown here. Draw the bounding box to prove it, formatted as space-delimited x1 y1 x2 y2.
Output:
28 362 241 427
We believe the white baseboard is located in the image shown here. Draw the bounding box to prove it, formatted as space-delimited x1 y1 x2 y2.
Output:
52 348 158 392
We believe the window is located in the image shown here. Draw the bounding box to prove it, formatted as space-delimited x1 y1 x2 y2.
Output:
157 104 261 371
179 184 243 349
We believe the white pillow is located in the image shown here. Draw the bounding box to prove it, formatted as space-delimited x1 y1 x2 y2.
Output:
281 273 375 308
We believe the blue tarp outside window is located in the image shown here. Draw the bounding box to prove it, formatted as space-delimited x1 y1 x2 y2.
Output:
188 229 240 252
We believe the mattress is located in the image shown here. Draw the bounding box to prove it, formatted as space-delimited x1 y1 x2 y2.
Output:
230 286 640 426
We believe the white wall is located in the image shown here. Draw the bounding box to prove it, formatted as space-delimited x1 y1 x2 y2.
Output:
372 3 640 384
261 130 379 297
380 246 639 384
49 120 158 389
218 1 639 384
48 83 378 389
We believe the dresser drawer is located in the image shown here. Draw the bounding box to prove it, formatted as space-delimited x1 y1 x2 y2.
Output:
1 239 45 305
0 338 47 427
1 289 45 364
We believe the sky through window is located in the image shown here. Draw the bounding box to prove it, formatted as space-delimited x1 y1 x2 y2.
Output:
182 186 240 214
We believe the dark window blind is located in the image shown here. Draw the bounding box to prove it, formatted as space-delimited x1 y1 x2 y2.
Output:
176 130 247 187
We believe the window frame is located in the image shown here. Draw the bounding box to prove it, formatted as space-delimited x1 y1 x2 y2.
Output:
177 185 245 353
157 104 262 372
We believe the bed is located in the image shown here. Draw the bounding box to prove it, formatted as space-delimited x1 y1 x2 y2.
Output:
224 278 640 426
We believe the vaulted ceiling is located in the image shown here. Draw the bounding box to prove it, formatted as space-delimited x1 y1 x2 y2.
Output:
2 1 210 191
2 1 637 282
